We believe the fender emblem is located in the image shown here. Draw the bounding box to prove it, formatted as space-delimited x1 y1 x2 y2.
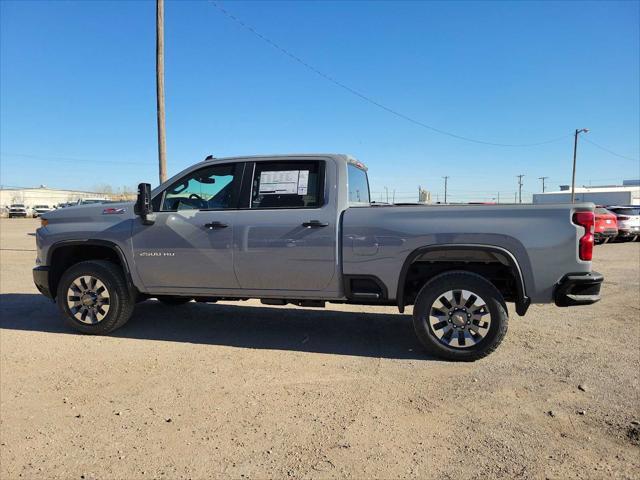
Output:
103 207 126 214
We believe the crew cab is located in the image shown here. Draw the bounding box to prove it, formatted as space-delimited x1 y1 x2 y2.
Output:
33 154 603 361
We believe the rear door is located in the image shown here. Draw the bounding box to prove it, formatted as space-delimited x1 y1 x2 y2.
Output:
131 162 243 292
233 159 338 294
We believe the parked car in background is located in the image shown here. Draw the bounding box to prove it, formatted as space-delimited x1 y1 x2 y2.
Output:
32 205 53 218
8 204 29 218
594 206 618 244
608 206 640 241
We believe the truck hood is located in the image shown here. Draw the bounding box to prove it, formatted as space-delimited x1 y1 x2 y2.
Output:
42 202 135 222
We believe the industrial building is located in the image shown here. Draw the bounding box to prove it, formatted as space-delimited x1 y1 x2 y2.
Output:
0 186 132 208
533 180 640 206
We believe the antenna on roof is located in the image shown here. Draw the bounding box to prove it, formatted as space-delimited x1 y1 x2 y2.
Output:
204 155 215 161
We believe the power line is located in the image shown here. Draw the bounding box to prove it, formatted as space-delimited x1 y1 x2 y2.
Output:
210 2 572 148
583 138 639 162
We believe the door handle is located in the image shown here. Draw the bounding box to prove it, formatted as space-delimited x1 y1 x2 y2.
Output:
203 221 228 229
302 220 328 228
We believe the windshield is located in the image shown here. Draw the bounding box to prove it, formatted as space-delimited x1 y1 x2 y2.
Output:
11 204 25 208
34 205 49 209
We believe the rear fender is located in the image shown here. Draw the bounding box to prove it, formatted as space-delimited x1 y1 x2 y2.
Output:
397 244 530 315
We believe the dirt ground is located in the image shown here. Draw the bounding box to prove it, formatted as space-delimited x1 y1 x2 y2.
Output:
1 218 638 479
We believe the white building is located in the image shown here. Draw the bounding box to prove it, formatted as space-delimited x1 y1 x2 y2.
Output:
0 186 124 208
533 180 640 206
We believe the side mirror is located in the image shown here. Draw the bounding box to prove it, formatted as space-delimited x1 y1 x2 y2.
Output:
134 183 154 225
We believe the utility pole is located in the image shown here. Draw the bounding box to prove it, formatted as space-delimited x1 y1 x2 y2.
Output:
571 128 589 203
384 186 389 203
538 176 549 193
443 176 449 204
497 192 500 204
156 0 168 184
516 175 524 204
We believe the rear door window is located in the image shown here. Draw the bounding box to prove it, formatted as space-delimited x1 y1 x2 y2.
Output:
250 161 324 209
347 163 370 205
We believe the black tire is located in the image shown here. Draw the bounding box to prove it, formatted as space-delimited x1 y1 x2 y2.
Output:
56 260 135 334
412 271 508 361
156 296 193 306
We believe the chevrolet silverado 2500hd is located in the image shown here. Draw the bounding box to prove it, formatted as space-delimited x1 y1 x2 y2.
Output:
33 154 603 361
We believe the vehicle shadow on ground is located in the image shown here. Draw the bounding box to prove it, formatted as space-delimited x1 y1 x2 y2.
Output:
0 294 432 360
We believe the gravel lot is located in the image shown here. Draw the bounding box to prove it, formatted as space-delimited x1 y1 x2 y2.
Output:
1 218 638 479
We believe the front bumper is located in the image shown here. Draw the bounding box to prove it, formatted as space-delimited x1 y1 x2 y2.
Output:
554 271 603 307
9 212 27 217
33 266 53 299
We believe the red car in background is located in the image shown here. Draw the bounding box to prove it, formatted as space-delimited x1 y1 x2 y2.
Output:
594 206 618 244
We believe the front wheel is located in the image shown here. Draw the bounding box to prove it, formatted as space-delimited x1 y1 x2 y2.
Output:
57 260 135 334
412 271 508 361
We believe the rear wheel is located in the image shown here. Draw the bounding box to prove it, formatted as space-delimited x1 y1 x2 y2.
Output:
412 271 508 361
57 260 134 334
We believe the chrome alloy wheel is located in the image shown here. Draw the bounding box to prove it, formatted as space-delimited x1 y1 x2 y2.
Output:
428 289 491 348
66 275 111 324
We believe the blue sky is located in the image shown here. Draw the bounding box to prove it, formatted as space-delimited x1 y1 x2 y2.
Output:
1 0 638 202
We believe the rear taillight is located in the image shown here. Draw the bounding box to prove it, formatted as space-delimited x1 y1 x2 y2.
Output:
573 211 594 261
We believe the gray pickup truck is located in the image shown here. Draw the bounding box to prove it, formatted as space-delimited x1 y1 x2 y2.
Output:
33 154 603 361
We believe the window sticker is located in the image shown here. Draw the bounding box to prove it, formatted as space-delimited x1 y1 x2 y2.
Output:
259 170 309 195
297 170 309 195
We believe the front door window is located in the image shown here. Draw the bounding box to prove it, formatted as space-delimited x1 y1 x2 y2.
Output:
162 163 238 211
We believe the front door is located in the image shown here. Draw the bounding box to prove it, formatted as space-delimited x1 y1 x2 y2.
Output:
233 159 338 294
131 162 242 292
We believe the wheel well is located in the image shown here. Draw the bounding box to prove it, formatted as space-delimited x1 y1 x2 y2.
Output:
48 244 125 298
400 248 522 310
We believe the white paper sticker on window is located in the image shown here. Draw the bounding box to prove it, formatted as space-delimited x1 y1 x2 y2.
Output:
259 170 309 195
297 170 309 195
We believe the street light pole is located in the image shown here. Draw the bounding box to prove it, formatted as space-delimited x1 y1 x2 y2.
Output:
156 0 168 184
571 128 589 203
